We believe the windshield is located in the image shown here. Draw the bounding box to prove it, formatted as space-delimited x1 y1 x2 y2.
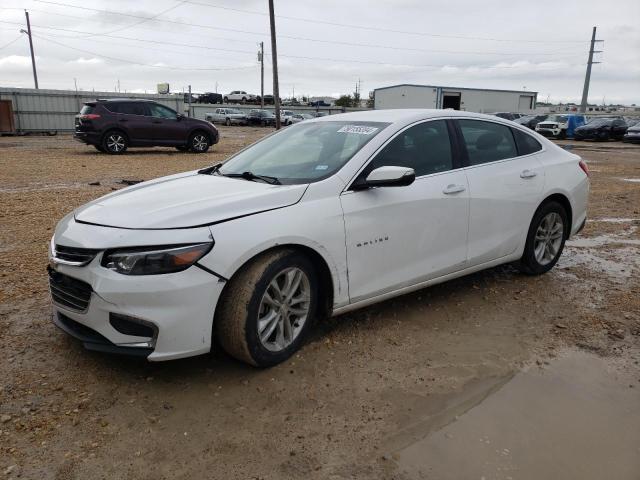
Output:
515 116 534 124
586 118 612 127
548 115 569 123
219 121 390 185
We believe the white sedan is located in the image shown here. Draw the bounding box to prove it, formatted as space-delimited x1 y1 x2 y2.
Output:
48 109 589 366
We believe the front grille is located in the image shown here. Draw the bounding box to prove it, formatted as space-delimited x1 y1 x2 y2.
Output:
55 244 99 265
48 269 92 312
537 124 555 129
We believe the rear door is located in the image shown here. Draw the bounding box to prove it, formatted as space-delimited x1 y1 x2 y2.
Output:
148 103 188 144
455 119 545 266
340 119 470 302
111 102 154 145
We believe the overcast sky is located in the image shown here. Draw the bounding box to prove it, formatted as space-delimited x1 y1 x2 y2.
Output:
1 0 639 104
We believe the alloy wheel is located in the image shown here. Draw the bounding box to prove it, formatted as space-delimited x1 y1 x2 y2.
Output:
534 212 564 266
106 134 125 153
257 267 310 352
192 135 208 151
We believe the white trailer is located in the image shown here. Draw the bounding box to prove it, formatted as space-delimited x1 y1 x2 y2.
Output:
373 84 537 113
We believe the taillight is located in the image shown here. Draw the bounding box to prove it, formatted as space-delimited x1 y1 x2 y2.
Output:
579 160 590 177
80 114 101 120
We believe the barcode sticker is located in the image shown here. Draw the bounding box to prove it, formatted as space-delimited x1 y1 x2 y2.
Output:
337 125 379 135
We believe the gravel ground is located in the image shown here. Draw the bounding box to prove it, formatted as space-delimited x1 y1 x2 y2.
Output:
0 130 639 479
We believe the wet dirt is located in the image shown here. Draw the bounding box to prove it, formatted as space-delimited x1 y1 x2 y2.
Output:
1 134 639 479
392 348 640 480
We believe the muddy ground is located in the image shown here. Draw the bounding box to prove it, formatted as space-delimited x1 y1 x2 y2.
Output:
1 129 639 479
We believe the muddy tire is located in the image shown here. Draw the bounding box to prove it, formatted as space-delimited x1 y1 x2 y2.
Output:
517 201 568 275
215 249 318 367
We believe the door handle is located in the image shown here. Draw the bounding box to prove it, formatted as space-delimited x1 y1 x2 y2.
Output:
520 169 537 179
443 184 466 195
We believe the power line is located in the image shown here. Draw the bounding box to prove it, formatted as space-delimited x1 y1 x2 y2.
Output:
30 33 258 71
182 0 586 44
0 20 584 72
0 34 23 50
28 1 587 56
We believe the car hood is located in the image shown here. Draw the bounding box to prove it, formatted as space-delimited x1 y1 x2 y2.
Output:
74 171 308 229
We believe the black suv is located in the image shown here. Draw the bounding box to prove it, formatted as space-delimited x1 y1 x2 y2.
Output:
74 99 219 154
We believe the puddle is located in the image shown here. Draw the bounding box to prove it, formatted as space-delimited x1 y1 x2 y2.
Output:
390 350 640 480
592 217 640 224
567 235 640 248
558 247 639 282
0 182 88 193
621 178 640 183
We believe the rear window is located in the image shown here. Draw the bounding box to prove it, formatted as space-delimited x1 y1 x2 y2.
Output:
105 102 147 115
458 119 518 166
80 104 94 115
512 128 542 155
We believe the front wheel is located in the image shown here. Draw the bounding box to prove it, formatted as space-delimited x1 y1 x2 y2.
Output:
225 118 231 126
216 249 318 367
189 132 210 153
517 201 568 275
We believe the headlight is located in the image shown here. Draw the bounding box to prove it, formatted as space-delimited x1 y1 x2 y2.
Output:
101 243 213 275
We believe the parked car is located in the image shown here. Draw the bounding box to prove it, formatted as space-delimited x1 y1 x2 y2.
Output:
246 109 276 126
206 108 247 126
308 100 331 107
535 114 586 139
573 118 628 141
493 112 521 121
197 92 223 104
290 113 312 124
309 111 329 118
224 91 259 104
73 99 219 154
514 115 548 130
266 109 296 125
50 110 589 365
623 123 640 143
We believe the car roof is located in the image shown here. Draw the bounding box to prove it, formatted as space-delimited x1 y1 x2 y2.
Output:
310 109 518 125
94 98 157 103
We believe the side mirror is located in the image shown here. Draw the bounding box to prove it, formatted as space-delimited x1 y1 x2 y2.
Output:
353 166 416 190
177 113 185 121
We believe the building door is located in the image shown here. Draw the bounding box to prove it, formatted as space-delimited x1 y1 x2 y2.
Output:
442 92 461 110
519 95 532 111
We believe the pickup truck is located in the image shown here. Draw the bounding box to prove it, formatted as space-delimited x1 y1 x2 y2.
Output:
205 108 247 126
535 114 586 139
223 91 259 104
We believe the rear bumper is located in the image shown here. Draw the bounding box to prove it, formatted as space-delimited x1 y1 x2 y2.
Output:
73 131 101 145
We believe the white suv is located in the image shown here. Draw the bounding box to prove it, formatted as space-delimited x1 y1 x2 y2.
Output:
223 91 258 104
49 110 589 366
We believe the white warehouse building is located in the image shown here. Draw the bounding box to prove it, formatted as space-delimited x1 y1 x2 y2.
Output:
373 84 537 113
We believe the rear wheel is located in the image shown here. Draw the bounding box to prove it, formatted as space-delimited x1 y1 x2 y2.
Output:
223 96 229 103
216 249 318 367
517 201 568 275
102 131 128 154
189 131 210 153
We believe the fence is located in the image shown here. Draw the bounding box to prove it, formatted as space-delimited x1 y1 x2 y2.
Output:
0 87 184 133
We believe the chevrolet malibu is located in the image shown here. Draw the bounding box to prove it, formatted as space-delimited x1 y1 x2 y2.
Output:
49 110 589 366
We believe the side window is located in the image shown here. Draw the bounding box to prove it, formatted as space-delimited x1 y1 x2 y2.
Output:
120 103 147 116
149 104 177 119
104 102 123 113
458 120 517 166
512 128 542 156
365 120 453 177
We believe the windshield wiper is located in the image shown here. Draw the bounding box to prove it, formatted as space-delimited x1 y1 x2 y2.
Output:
198 163 222 175
223 171 281 185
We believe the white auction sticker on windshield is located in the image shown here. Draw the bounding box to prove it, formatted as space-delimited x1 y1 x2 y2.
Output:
337 125 379 135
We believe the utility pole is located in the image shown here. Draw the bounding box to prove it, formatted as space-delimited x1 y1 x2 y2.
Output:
579 26 603 113
259 41 264 109
268 0 281 129
22 11 38 89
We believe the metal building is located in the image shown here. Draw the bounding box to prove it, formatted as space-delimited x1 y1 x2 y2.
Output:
373 84 537 113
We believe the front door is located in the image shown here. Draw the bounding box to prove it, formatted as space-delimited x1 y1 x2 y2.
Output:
148 103 188 144
340 119 469 303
